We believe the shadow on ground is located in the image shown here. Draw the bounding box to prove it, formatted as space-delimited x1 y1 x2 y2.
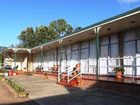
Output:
2 88 140 105
1 76 140 105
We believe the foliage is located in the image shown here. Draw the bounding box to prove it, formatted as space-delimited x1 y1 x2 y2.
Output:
0 54 3 70
0 75 2 80
0 54 3 63
114 67 125 73
6 79 29 97
17 19 80 48
74 26 82 32
18 27 36 48
0 69 8 73
0 69 4 73
7 79 25 93
49 19 73 37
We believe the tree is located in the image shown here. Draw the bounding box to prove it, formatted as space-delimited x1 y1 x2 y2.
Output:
17 19 77 48
74 26 82 32
18 26 51 48
35 25 48 45
49 19 73 37
18 27 36 48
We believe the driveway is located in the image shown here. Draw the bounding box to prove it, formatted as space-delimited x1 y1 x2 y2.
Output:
8 75 140 105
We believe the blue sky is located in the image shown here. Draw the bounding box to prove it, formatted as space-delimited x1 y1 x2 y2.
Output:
0 0 140 47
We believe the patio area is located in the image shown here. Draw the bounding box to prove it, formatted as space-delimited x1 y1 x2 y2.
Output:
5 75 140 105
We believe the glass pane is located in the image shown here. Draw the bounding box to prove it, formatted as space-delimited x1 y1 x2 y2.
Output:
81 41 88 49
111 34 118 44
101 46 108 57
137 40 140 53
124 41 135 56
124 30 136 41
100 36 109 45
111 44 118 57
72 44 78 50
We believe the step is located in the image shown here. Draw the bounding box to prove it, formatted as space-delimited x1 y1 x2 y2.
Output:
57 79 78 87
56 81 71 87
69 79 78 87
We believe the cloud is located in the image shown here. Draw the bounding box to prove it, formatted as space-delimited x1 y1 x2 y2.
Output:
118 0 140 4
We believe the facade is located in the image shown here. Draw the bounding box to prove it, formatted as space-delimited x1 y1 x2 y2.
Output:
2 7 140 84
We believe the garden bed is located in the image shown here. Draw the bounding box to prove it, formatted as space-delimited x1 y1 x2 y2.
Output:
6 79 29 97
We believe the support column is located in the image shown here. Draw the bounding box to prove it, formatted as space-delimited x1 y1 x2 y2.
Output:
58 39 63 82
94 27 101 80
14 49 17 70
40 46 43 66
28 50 31 72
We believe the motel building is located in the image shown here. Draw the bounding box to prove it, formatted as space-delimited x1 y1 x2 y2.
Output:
2 7 140 89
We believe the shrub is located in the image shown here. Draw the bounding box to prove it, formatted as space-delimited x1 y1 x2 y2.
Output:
6 79 25 93
0 75 2 80
114 67 125 73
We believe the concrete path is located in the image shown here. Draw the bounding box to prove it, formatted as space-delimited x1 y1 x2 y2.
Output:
0 81 39 105
8 75 140 105
8 75 81 104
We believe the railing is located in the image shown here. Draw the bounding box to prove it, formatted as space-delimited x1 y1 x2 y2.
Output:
58 56 140 83
67 69 81 83
99 56 140 71
58 72 68 82
58 66 68 82
98 56 140 83
58 66 81 83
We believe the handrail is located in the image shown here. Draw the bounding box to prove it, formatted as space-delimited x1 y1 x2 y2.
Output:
68 71 81 83
67 69 81 83
58 65 81 84
99 56 140 60
99 56 140 68
59 72 68 81
98 56 139 83
58 66 69 82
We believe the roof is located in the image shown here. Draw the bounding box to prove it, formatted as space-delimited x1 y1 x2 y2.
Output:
31 6 140 50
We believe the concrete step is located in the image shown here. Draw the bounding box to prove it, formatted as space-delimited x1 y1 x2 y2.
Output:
57 78 78 87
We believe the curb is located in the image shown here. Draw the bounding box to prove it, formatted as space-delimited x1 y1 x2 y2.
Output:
2 81 18 98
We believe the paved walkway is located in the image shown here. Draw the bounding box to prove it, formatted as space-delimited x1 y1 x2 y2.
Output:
0 81 39 105
8 75 140 105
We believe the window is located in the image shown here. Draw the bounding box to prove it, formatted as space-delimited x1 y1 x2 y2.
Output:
124 30 136 56
136 28 140 53
100 36 109 57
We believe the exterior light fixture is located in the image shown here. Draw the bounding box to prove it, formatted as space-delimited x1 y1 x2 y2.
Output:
69 40 71 42
130 20 136 24
107 28 111 31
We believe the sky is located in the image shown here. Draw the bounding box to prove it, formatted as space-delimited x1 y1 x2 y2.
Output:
0 0 140 47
